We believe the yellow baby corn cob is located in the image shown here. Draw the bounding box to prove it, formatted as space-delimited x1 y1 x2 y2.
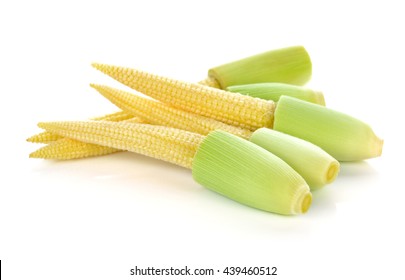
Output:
36 121 312 215
37 121 203 168
30 46 306 143
29 138 121 160
27 111 136 144
29 45 307 156
92 63 275 130
29 84 252 160
27 131 64 144
90 110 135 121
29 117 144 160
91 84 252 139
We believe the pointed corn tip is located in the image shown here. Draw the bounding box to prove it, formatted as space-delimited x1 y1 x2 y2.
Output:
89 83 101 90
37 122 46 129
37 122 54 131
91 62 102 69
92 63 112 73
89 84 113 100
26 136 35 143
29 150 41 158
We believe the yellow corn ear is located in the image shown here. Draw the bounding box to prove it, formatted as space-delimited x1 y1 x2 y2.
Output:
37 121 204 168
92 63 275 130
30 138 120 160
27 111 137 144
27 131 63 144
91 111 135 121
29 117 145 159
91 84 253 139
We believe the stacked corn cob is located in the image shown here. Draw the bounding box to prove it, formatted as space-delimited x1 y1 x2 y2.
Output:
28 46 383 215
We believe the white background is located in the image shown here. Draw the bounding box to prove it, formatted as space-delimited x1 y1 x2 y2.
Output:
1 0 404 279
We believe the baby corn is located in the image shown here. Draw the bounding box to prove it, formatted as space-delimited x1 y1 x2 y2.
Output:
29 138 121 160
92 63 275 130
32 85 337 190
29 84 252 160
27 111 136 144
29 45 309 157
29 117 144 160
92 63 383 161
37 121 312 215
90 84 252 139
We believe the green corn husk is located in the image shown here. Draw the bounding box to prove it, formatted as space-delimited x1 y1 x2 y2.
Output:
250 128 339 189
208 46 312 88
227 83 325 105
192 130 312 215
273 96 383 161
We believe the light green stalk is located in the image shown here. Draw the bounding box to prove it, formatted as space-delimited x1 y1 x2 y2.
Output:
227 83 325 105
273 96 383 161
250 128 339 189
208 46 312 88
193 130 312 215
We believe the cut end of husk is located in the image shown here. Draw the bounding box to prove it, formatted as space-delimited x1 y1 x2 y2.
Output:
250 128 340 190
293 189 312 214
208 46 312 88
326 161 340 183
192 130 312 215
273 96 384 161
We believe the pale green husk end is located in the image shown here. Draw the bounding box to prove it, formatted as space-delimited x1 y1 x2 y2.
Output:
208 46 312 88
250 128 339 190
192 130 312 215
274 96 384 161
227 83 325 105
